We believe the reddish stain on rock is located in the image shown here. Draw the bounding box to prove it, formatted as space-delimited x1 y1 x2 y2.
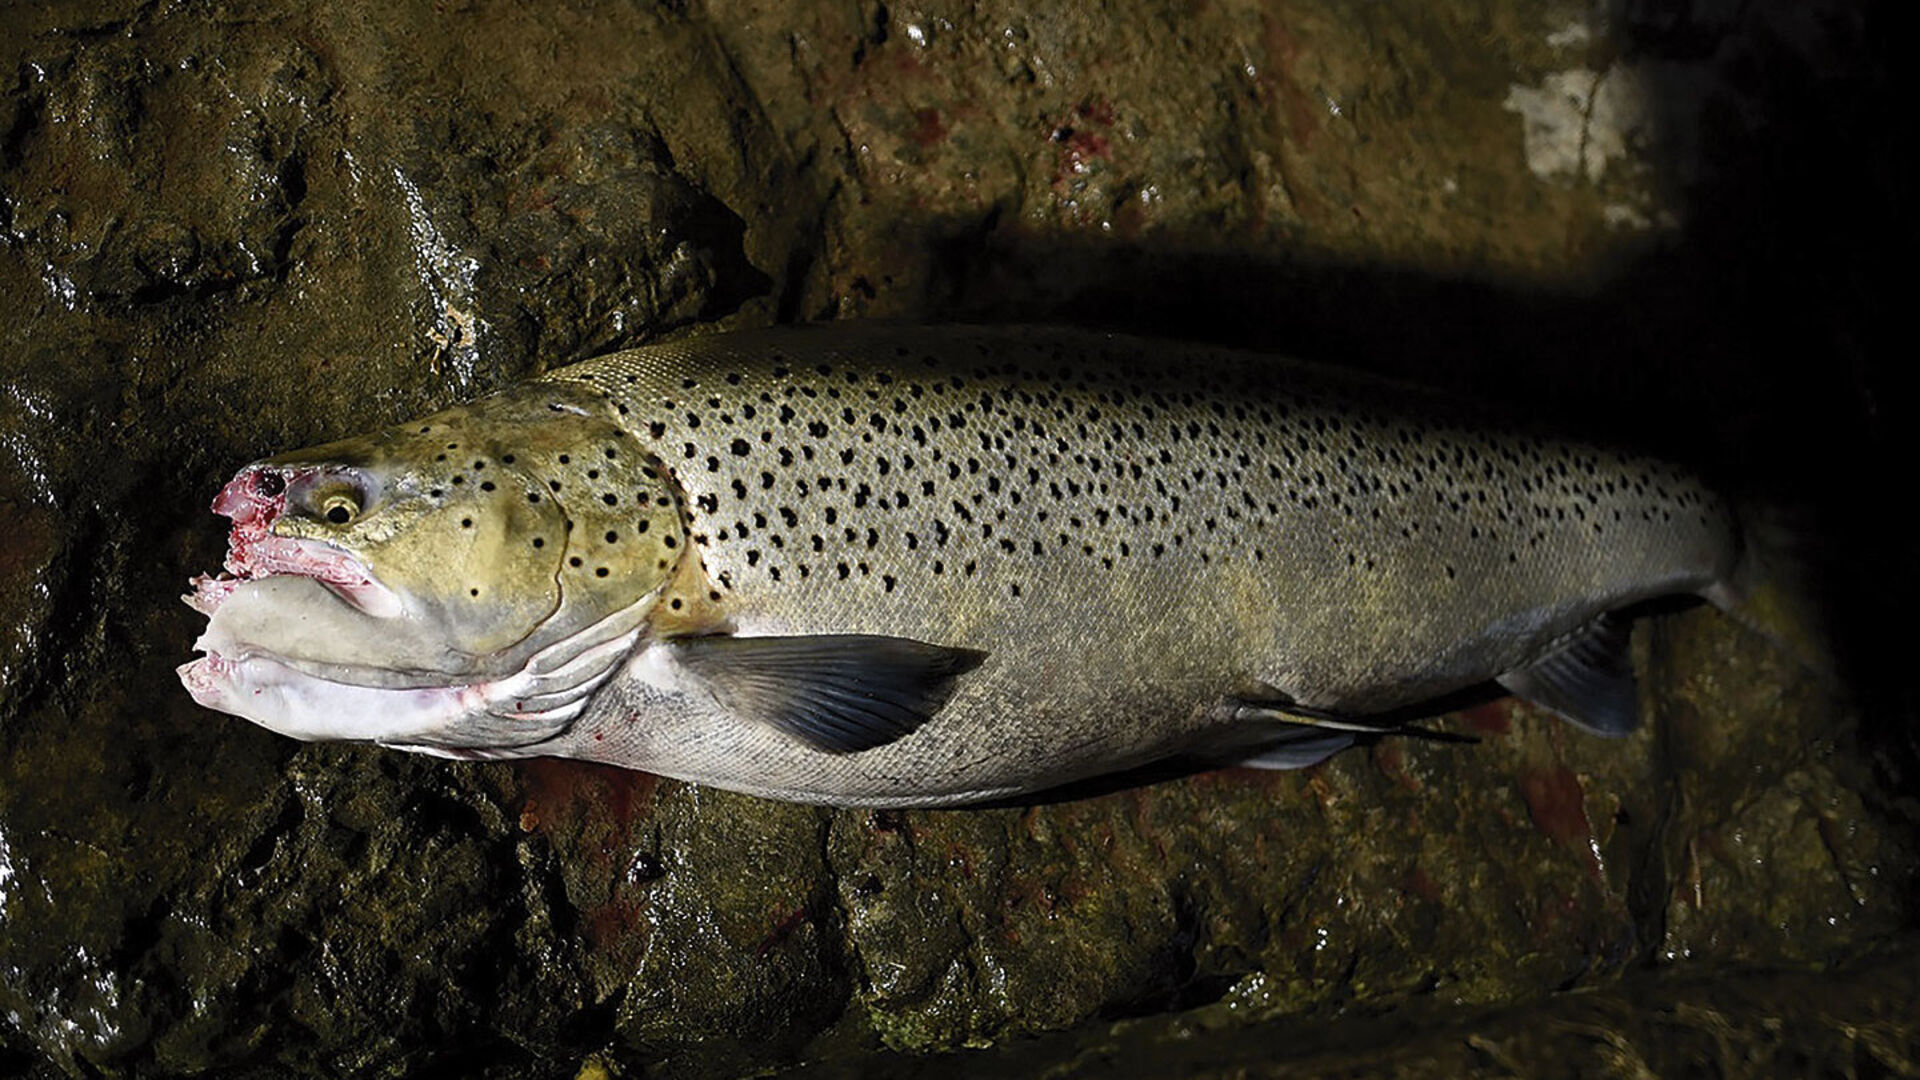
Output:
1049 95 1116 184
1076 96 1117 127
1371 740 1421 793
909 106 947 147
1405 866 1443 903
1206 763 1293 793
1052 125 1111 168
1518 763 1606 885
517 757 657 846
756 905 810 959
1259 14 1321 146
1461 703 1512 735
943 841 976 880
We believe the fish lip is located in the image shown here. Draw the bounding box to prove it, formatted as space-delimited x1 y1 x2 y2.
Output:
176 653 233 712
182 627 448 694
182 545 401 619
184 464 403 619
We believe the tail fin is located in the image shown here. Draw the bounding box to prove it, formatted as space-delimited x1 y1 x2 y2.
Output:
1704 502 1836 676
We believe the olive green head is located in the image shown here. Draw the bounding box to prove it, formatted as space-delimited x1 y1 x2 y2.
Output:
205 382 686 684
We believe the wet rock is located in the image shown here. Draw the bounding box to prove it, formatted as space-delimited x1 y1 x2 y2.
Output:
0 426 65 721
795 943 1920 1079
4 24 311 306
511 765 847 1073
2 2 796 1074
1650 612 1918 965
2 0 1913 1076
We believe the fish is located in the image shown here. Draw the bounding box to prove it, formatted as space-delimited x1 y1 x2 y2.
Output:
179 323 1754 807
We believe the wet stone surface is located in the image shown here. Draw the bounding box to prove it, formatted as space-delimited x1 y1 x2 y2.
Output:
2 0 1915 1077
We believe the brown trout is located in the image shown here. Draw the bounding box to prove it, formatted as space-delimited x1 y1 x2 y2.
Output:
179 324 1746 806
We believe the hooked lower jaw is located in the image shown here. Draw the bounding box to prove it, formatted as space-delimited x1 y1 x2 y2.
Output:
178 651 270 723
176 649 484 744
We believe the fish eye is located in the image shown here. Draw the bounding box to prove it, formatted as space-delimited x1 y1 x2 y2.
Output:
322 495 358 526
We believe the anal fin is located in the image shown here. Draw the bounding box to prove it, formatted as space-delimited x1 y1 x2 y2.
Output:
1496 612 1638 737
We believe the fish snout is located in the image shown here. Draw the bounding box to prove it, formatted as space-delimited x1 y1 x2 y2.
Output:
209 464 287 523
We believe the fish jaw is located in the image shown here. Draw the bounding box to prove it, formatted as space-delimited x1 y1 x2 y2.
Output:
180 462 484 704
185 465 402 619
176 650 485 743
178 581 660 751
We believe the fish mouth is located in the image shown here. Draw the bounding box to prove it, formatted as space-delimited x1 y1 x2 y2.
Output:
181 466 431 726
183 465 401 619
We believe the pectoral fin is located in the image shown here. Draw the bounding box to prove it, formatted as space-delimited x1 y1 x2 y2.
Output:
670 634 987 753
1497 612 1638 737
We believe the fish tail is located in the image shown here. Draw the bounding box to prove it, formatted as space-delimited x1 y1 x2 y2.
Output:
1705 501 1837 675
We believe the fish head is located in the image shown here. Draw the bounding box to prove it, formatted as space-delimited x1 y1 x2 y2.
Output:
180 383 688 746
